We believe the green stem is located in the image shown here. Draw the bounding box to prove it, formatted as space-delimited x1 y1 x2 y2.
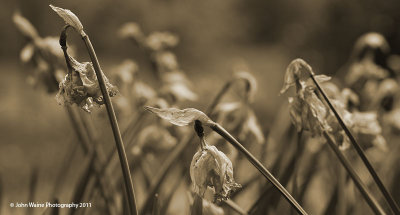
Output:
209 123 307 215
81 33 138 215
322 131 385 215
311 75 400 214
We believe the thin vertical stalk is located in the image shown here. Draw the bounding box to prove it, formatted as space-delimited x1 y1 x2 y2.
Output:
311 75 400 214
209 123 307 215
322 131 385 215
81 33 138 215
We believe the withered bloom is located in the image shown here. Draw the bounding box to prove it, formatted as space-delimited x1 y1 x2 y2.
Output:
190 144 241 202
56 54 118 112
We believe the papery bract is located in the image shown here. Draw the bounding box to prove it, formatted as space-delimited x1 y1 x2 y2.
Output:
145 107 212 126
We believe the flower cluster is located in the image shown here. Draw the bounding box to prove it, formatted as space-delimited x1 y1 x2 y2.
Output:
282 58 387 150
119 22 197 103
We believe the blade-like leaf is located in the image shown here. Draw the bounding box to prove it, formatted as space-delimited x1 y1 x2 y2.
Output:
49 5 84 35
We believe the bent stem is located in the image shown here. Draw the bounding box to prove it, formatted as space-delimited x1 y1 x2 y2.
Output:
139 81 234 214
310 74 400 214
322 131 385 215
209 123 307 215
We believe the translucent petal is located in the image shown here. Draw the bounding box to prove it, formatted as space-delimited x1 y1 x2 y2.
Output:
145 106 212 126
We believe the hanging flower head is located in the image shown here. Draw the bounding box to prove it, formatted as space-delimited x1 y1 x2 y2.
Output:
56 53 118 112
190 144 241 202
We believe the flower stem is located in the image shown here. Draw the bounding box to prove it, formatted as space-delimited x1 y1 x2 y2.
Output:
81 33 138 215
310 74 400 214
139 81 233 214
322 131 385 215
209 123 308 215
223 199 248 215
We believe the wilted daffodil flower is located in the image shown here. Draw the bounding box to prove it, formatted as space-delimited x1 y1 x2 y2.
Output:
145 106 241 200
13 12 69 93
56 54 118 112
145 31 179 51
132 124 177 156
190 144 241 201
118 22 145 45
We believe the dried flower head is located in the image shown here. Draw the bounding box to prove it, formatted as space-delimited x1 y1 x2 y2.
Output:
56 55 118 112
154 51 179 72
280 59 331 96
112 59 138 87
233 70 257 103
346 59 389 86
145 31 179 51
132 124 177 156
118 22 145 43
351 111 387 151
352 32 390 61
214 102 264 145
190 144 241 201
160 71 198 102
145 106 212 126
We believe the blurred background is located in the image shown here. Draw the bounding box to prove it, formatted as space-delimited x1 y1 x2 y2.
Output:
1 0 400 214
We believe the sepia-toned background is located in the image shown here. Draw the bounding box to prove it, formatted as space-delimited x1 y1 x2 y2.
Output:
1 0 400 214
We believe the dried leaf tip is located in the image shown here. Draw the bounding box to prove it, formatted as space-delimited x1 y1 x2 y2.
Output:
49 5 84 36
144 106 213 127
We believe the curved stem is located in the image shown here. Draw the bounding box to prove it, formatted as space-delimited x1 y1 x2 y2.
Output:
139 81 233 214
323 131 385 215
210 123 308 215
81 33 138 215
311 75 400 214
